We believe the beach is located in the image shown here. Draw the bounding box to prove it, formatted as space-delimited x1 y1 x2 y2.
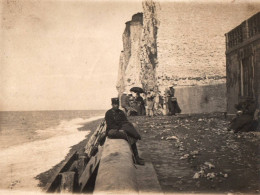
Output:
1 112 259 194
132 114 260 193
34 113 260 194
0 111 104 193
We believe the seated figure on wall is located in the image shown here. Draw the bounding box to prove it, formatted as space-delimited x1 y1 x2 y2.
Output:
105 98 145 165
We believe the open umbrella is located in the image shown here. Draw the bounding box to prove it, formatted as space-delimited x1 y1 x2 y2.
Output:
130 87 144 93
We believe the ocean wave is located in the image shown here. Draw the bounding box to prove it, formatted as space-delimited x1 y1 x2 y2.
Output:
0 115 104 191
35 115 104 138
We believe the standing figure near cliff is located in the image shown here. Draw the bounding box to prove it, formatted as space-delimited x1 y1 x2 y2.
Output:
162 96 168 115
105 98 144 165
146 90 155 117
140 93 146 115
128 94 138 116
153 92 164 115
167 86 175 115
159 91 164 109
120 92 130 114
154 92 160 111
167 85 181 115
135 92 145 116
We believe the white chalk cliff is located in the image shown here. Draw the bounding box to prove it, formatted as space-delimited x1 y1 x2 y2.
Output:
116 1 159 94
116 0 260 113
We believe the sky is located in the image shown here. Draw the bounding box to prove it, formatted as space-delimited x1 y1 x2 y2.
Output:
1 0 259 111
0 0 143 111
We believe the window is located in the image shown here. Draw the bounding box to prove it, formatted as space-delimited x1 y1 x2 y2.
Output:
240 56 254 97
248 12 260 38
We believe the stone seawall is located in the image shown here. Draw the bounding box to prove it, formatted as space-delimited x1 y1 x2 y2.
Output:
94 139 138 194
175 84 227 114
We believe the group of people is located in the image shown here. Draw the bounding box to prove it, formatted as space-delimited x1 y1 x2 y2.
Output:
120 85 181 117
103 85 182 166
120 92 146 116
104 87 259 167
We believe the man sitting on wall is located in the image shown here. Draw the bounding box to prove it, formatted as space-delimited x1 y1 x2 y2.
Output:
105 98 145 165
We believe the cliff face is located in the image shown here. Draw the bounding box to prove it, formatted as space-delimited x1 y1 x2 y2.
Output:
139 0 159 91
116 13 143 94
116 1 159 94
155 2 260 91
116 0 260 113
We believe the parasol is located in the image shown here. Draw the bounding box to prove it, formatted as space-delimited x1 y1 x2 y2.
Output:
130 87 144 93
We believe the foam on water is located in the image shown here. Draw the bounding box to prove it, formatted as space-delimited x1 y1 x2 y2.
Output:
35 115 104 138
0 115 104 191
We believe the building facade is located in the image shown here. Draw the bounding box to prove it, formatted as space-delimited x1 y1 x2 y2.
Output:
226 12 260 114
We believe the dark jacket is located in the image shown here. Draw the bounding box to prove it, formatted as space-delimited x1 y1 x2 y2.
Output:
105 108 141 139
105 108 128 132
169 88 175 97
159 95 164 105
136 96 145 105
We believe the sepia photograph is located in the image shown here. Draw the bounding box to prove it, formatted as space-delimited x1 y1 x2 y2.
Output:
0 0 259 194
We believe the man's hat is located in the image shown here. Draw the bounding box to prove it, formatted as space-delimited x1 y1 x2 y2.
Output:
111 98 119 105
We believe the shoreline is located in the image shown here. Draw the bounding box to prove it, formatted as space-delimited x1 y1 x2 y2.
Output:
35 118 104 189
38 113 260 193
0 114 105 150
2 113 259 194
0 117 104 192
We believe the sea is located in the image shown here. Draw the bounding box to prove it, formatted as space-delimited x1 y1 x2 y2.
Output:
0 110 106 150
0 110 106 190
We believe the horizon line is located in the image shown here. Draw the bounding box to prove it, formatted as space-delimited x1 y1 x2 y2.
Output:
0 109 107 112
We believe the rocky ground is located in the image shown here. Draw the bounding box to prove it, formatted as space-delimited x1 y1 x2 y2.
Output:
37 113 259 194
129 113 260 194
